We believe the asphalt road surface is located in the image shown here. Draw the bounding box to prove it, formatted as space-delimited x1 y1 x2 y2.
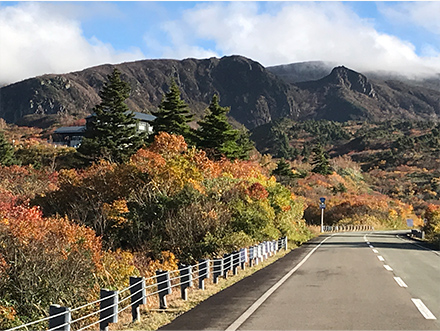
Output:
160 231 439 330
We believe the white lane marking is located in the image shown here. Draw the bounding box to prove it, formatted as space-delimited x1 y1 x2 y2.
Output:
377 255 385 262
366 242 370 245
372 249 379 253
393 277 408 288
411 299 437 319
384 265 393 271
363 234 368 241
225 235 335 331
369 245 374 248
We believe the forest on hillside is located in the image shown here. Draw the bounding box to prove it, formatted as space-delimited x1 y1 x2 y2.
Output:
1 71 439 329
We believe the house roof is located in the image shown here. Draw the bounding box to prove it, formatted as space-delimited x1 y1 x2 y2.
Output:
86 111 156 122
54 126 86 134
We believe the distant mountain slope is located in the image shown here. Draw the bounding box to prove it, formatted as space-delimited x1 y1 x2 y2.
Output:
0 56 298 129
0 56 439 129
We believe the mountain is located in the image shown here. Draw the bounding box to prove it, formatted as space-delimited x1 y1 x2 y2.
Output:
0 56 299 129
1 56 440 129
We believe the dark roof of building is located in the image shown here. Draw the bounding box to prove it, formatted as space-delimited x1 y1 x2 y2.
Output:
54 126 86 134
86 111 156 122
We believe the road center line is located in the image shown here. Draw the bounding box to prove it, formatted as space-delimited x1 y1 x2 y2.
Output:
411 298 437 319
369 245 374 248
372 249 379 253
225 235 335 331
377 255 385 262
393 276 408 288
383 265 393 271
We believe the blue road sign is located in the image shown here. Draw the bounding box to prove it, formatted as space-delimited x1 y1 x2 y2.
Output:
319 197 326 203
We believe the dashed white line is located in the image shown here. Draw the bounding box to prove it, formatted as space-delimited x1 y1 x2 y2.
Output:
393 277 408 288
369 245 374 248
383 265 393 271
377 256 385 262
411 299 437 319
366 242 370 245
372 249 379 253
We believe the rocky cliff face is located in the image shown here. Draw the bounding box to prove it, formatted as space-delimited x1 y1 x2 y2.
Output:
0 56 297 129
0 56 439 129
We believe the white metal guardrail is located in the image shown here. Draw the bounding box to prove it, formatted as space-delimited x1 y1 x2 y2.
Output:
6 237 288 331
322 225 374 232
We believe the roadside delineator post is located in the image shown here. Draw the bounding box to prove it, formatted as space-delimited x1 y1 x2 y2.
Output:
99 289 118 331
213 258 223 284
198 259 210 290
156 270 171 309
49 305 71 331
179 264 192 301
129 277 146 322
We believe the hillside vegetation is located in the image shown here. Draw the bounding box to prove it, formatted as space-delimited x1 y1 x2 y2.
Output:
1 68 439 329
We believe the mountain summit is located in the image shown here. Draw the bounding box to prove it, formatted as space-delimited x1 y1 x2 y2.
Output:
0 56 439 129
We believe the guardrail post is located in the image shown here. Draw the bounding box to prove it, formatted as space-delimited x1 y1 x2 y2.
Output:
179 264 192 300
257 244 263 263
240 248 247 270
156 270 171 309
223 254 231 278
99 289 118 331
232 251 240 275
249 246 255 267
129 276 146 322
213 258 223 284
198 259 209 290
49 305 71 331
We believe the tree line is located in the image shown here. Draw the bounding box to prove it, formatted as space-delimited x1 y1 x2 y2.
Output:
78 69 252 164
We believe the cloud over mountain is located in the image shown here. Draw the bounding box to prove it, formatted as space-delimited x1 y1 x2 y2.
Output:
0 2 144 85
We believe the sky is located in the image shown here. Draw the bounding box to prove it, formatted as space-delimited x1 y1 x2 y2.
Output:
1 1 440 86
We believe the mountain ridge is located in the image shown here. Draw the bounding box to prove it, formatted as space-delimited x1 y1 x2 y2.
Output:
0 55 439 129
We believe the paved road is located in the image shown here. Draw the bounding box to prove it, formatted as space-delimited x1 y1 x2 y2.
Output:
160 231 439 330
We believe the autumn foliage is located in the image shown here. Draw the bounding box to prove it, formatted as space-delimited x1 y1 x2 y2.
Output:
2 129 435 328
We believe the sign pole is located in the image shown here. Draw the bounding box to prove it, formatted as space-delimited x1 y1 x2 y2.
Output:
319 197 326 233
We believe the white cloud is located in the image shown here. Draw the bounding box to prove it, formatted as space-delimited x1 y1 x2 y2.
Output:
0 3 144 86
379 2 440 36
153 2 440 77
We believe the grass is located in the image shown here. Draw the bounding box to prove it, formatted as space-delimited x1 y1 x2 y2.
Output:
112 249 291 331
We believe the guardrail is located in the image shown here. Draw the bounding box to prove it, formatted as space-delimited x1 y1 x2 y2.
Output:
6 237 287 331
322 225 374 232
410 229 425 239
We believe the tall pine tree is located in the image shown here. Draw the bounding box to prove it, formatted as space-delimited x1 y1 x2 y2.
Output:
78 69 145 163
0 131 15 166
311 144 333 175
197 94 252 160
151 78 194 143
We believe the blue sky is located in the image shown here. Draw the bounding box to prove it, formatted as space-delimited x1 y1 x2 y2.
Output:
1 1 440 85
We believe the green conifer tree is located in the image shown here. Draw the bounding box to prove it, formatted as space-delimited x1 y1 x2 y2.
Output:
197 94 252 159
272 158 294 178
0 131 15 166
311 144 333 175
151 78 194 143
78 69 145 163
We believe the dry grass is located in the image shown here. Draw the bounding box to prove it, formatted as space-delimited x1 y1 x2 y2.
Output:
112 249 290 331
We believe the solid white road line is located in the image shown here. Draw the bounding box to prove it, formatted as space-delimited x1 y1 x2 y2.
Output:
372 249 379 253
393 276 408 288
225 235 335 331
411 299 437 319
377 255 385 262
383 265 393 271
